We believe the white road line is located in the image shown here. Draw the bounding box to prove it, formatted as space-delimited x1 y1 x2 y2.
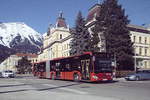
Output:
43 84 88 95
135 81 144 83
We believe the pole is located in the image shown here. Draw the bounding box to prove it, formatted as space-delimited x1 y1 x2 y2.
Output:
114 53 117 69
113 53 117 78
134 48 136 72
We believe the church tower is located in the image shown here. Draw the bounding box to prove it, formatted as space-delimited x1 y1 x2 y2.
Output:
56 11 67 28
42 11 71 60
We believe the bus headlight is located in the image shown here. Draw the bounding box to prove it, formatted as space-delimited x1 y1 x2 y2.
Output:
106 73 111 76
92 75 98 80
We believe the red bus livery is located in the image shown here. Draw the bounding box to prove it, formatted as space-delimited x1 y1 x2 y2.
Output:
33 52 113 82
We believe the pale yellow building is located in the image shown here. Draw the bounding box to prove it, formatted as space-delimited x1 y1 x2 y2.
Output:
39 12 71 61
0 53 37 72
128 25 150 70
0 55 18 72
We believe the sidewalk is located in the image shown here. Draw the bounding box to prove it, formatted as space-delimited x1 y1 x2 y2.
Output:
16 74 34 78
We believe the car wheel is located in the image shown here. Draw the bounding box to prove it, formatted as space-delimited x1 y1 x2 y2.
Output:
135 76 140 81
125 78 129 81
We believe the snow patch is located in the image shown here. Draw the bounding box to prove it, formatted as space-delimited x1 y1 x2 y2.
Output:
0 22 43 48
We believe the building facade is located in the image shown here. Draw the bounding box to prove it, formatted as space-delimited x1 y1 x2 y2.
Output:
128 25 150 70
0 53 37 72
86 4 106 52
39 12 71 61
86 4 150 70
39 4 150 70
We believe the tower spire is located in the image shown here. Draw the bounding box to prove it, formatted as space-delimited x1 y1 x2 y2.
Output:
97 0 100 4
56 11 67 28
59 11 63 18
97 0 102 4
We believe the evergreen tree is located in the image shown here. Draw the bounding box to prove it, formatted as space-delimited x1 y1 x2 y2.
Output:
94 0 134 70
70 11 91 55
90 27 100 52
17 56 32 74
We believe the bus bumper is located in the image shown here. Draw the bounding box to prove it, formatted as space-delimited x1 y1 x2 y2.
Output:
90 73 113 82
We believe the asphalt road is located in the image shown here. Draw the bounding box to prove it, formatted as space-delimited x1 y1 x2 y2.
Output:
0 74 150 100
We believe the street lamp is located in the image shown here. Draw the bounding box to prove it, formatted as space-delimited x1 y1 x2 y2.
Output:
111 53 117 78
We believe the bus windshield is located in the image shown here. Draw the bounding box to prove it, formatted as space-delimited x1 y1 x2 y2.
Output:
94 59 112 73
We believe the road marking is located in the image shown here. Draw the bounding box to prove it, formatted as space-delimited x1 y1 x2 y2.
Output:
43 84 88 95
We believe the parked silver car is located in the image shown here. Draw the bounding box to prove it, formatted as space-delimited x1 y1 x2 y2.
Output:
125 70 150 81
0 72 2 77
1 70 15 78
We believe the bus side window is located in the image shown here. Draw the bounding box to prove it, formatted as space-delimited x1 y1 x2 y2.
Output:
51 65 55 71
72 63 81 71
65 64 70 71
78 64 81 70
61 62 65 71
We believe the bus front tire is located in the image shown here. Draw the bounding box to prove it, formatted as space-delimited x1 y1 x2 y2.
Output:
51 74 55 80
73 74 80 82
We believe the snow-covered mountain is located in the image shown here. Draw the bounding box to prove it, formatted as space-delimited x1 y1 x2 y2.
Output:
0 22 42 48
0 22 43 63
43 32 47 37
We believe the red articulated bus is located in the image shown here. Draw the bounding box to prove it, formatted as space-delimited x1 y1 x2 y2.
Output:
32 52 114 82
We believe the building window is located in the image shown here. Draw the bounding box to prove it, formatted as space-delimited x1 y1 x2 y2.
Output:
60 34 62 39
133 36 136 42
145 37 147 44
139 47 142 55
139 37 142 43
65 44 66 49
145 48 147 56
134 46 137 55
145 61 147 68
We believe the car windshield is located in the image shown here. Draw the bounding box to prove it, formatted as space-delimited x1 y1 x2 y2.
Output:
127 73 136 76
137 70 150 73
4 70 13 73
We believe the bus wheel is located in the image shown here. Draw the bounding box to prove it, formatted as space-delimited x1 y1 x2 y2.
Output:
38 74 41 78
135 76 140 81
51 74 55 80
73 74 80 82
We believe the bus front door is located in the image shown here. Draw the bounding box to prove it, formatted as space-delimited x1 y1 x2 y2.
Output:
81 59 90 80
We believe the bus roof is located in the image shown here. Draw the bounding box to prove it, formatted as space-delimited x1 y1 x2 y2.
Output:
33 52 110 63
51 52 93 61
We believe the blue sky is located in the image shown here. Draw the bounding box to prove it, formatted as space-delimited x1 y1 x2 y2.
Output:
0 0 150 33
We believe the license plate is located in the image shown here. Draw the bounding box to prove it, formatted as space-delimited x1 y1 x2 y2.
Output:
103 79 108 81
